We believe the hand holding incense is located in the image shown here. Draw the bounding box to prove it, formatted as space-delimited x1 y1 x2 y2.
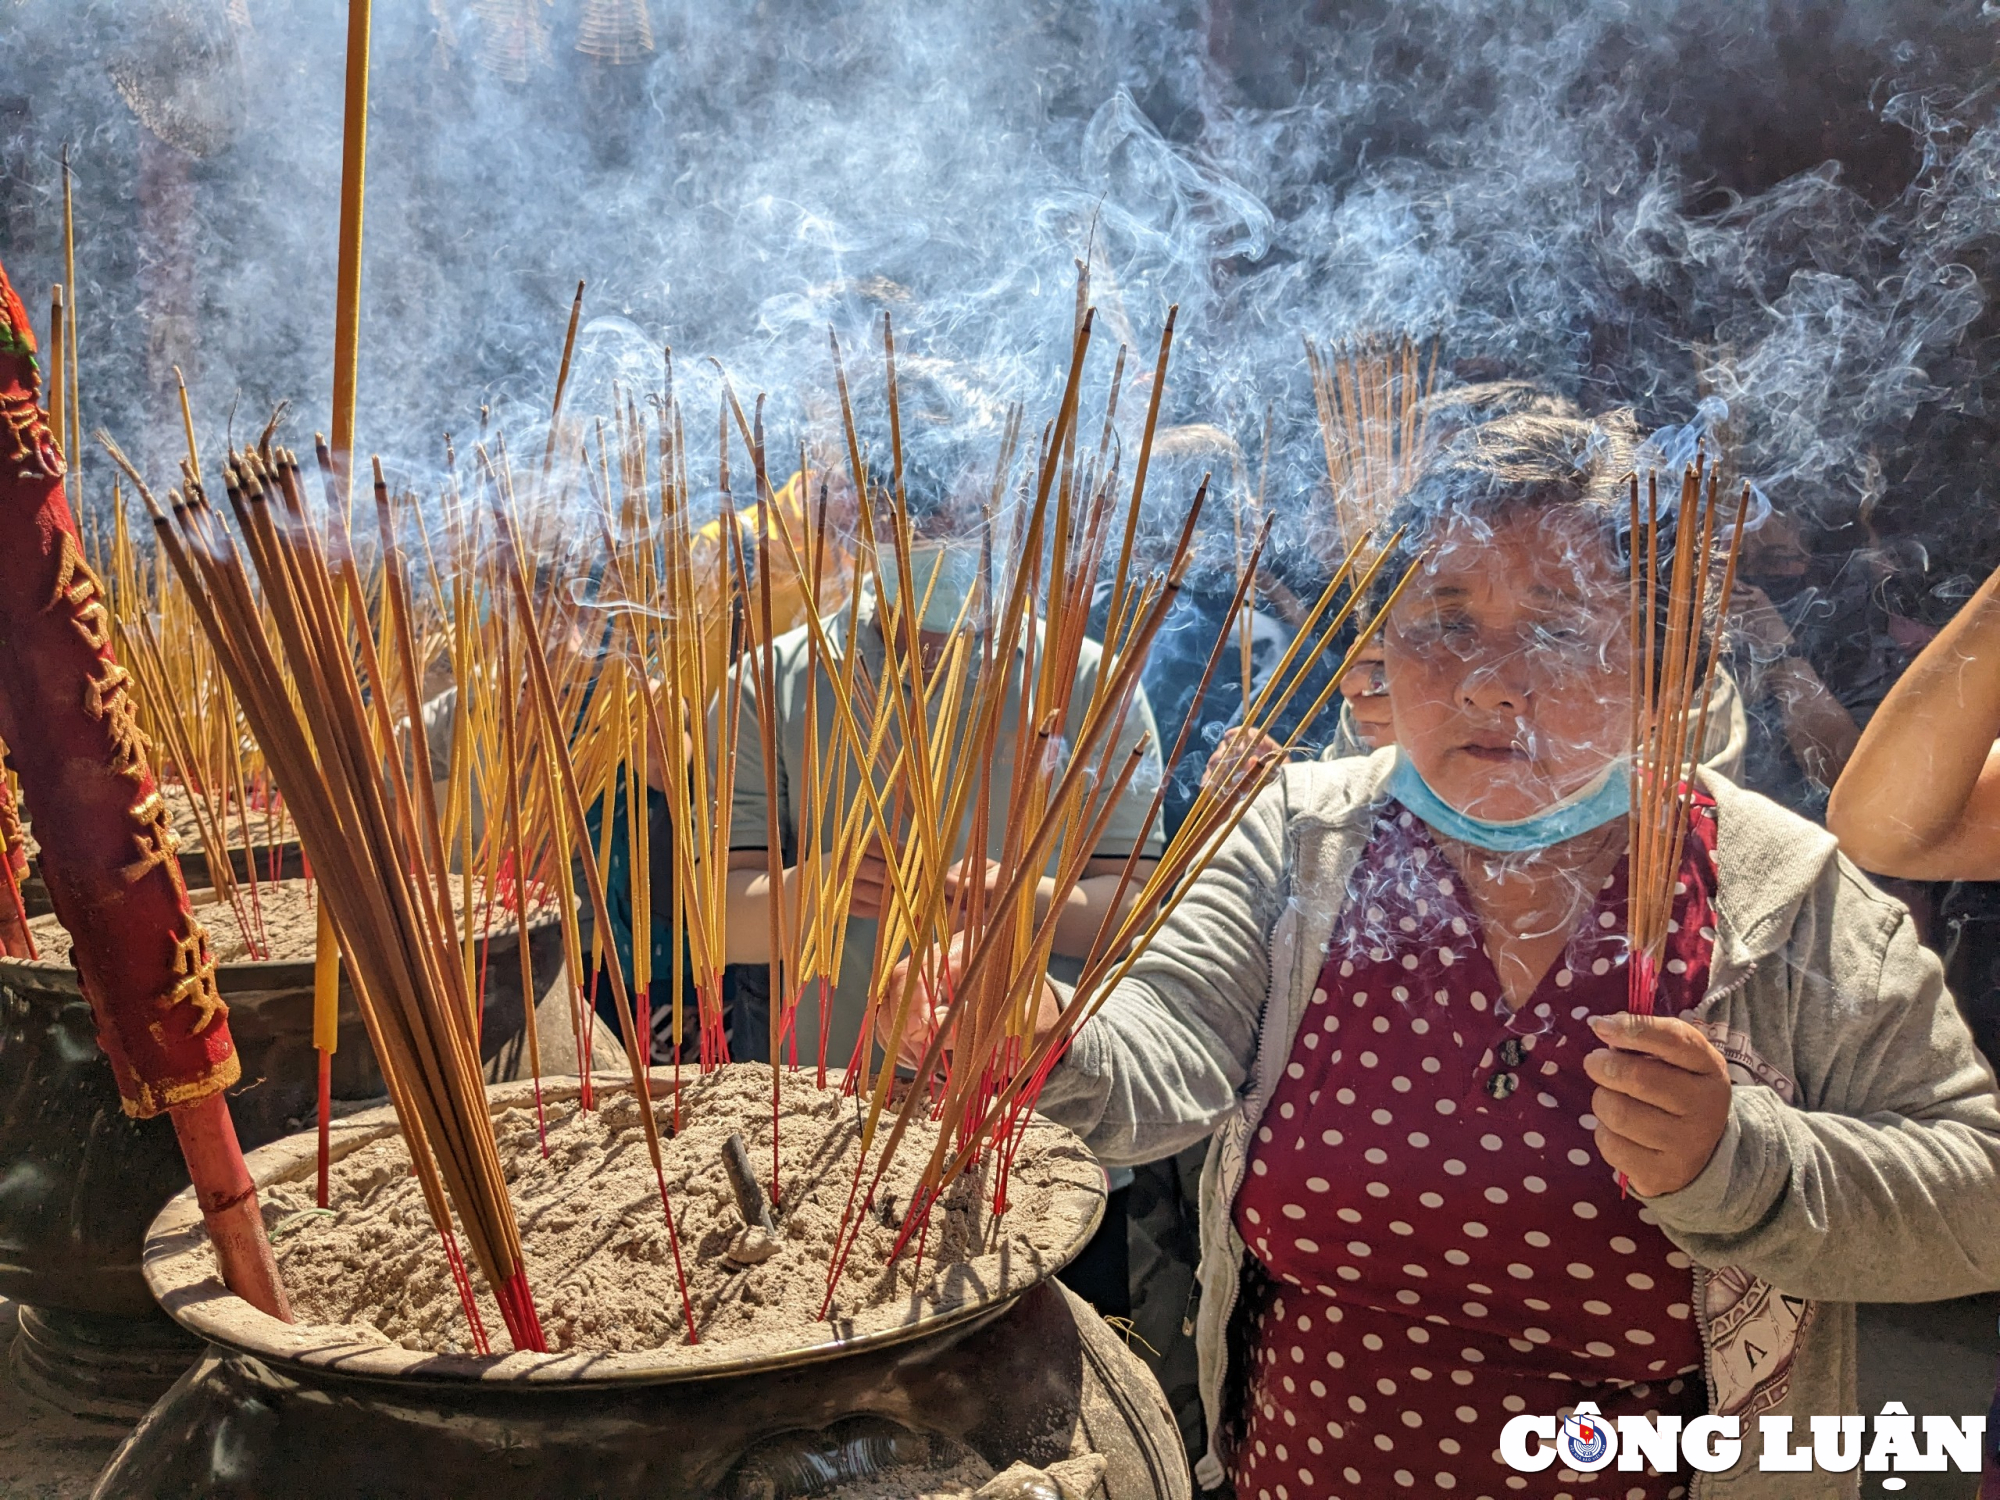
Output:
1614 452 1747 1197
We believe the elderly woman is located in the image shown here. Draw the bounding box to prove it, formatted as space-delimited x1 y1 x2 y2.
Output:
925 409 2000 1498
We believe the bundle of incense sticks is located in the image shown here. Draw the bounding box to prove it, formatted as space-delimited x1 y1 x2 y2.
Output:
668 295 1425 1306
1306 334 1438 562
1627 455 1749 1016
112 439 556 1353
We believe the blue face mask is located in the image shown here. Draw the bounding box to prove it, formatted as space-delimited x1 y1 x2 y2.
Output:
875 542 979 633
1386 748 1628 853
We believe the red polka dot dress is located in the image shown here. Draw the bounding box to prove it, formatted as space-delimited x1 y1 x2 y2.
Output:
1229 796 1720 1500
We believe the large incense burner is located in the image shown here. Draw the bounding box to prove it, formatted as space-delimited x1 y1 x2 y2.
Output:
0 890 564 1419
99 1073 1188 1499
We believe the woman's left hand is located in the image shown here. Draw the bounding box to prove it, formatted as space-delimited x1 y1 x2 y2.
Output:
1582 1012 1733 1198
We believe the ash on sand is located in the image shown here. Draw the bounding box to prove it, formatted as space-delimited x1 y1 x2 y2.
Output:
262 1064 1101 1359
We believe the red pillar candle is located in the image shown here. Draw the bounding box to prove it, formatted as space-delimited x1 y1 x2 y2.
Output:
0 253 288 1320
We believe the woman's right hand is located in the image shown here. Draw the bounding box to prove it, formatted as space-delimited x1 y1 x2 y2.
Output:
875 931 1062 1071
1338 644 1391 748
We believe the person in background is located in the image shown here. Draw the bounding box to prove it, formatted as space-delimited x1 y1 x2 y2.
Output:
690 461 858 702
694 458 858 1060
1806 488 2000 951
896 405 2000 1499
1729 507 1860 820
724 379 1165 1325
1828 547 2000 1050
722 380 1165 1070
572 457 860 1066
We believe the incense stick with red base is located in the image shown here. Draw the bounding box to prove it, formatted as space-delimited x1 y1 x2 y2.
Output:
0 253 290 1322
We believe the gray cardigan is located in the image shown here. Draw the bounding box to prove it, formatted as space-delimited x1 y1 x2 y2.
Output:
1039 749 2000 1497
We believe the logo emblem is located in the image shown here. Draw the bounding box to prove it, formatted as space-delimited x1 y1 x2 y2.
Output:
1558 1402 1616 1471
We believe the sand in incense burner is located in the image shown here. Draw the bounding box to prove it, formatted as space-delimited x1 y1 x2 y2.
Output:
257 1063 1103 1360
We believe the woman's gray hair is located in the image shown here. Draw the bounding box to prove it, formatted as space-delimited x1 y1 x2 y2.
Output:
1387 407 1642 570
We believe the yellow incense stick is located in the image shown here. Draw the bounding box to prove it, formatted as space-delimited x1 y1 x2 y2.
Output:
316 0 372 1178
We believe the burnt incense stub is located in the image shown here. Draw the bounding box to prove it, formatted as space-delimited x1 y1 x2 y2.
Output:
722 1130 782 1266
723 1130 777 1233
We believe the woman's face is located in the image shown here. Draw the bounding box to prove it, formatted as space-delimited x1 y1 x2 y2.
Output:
1384 505 1630 822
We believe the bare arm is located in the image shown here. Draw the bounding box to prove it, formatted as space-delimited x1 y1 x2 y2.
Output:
1826 563 2000 878
1050 856 1160 958
1763 655 1860 788
727 839 900 964
724 851 785 965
